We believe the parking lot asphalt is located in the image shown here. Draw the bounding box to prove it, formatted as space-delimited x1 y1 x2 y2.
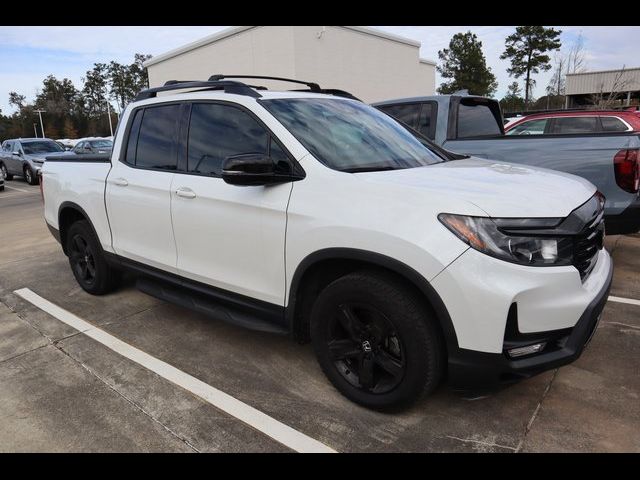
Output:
0 180 639 452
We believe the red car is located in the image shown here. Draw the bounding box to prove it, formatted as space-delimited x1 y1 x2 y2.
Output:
505 109 640 135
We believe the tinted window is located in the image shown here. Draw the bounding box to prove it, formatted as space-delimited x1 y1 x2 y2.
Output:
262 98 444 172
125 109 143 165
552 116 598 134
136 104 180 170
269 138 292 174
379 104 421 130
3 141 12 152
417 103 436 139
187 103 268 176
21 140 63 154
601 116 629 132
90 140 113 148
457 101 502 138
506 118 548 135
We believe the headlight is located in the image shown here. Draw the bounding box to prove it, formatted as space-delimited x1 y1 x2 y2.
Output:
438 213 574 266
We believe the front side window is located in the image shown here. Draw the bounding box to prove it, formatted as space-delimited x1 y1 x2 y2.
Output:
187 103 269 176
21 140 63 154
506 118 548 135
135 104 180 170
378 104 421 130
552 116 598 134
90 140 113 149
262 98 444 172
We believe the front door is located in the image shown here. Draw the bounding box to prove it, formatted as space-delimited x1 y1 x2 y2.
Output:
171 102 293 305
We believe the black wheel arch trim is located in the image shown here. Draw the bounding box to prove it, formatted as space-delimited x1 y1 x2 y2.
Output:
57 201 105 256
286 248 459 350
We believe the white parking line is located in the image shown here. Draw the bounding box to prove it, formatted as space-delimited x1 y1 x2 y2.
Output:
609 295 640 307
4 184 31 193
13 287 336 453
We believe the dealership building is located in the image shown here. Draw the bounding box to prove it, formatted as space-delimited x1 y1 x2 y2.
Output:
143 26 436 103
565 67 640 107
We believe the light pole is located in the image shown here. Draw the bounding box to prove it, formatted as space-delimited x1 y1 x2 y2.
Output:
34 109 46 138
106 100 114 137
33 123 38 137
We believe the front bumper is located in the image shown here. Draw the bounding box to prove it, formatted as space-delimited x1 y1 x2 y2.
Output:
431 246 613 391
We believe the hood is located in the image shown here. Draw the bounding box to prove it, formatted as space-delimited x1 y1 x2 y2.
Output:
356 158 596 218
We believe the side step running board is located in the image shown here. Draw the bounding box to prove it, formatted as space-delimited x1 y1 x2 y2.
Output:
136 277 289 335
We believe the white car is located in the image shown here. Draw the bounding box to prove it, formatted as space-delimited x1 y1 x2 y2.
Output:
41 76 612 410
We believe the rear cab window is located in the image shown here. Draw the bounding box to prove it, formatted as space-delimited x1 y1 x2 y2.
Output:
456 98 502 138
378 102 437 140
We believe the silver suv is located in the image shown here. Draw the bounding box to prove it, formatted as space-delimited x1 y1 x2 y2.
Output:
0 138 64 185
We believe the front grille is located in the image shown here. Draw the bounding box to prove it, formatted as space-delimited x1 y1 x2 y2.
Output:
572 199 605 281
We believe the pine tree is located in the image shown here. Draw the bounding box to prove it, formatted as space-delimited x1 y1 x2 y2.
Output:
500 26 562 107
437 32 498 96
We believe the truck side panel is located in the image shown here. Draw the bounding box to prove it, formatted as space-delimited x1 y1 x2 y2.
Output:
42 161 114 253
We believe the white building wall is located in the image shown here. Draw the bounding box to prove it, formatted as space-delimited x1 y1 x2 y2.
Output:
145 26 435 102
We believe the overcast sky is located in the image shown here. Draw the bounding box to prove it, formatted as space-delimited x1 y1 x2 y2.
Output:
0 26 638 114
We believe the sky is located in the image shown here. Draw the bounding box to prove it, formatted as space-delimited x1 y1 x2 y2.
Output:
0 25 638 114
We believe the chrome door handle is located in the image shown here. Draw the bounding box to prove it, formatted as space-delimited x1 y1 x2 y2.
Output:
175 187 196 199
112 177 128 187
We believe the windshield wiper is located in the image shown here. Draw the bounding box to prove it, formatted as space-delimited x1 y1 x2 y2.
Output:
340 166 400 173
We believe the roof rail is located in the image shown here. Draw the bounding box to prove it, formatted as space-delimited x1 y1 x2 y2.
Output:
135 80 262 101
208 74 321 92
209 74 361 101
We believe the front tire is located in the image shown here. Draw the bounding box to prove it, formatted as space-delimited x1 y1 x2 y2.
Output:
66 220 119 295
23 165 38 185
0 163 13 180
310 270 444 411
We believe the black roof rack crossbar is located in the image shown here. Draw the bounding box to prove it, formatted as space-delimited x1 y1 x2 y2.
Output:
135 80 262 101
208 74 321 92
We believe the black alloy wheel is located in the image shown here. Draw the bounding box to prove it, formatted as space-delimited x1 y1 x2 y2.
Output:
69 233 97 287
311 270 444 410
327 303 405 394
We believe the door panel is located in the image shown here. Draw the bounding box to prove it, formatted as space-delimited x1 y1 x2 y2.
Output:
106 164 177 272
171 102 293 305
105 103 181 272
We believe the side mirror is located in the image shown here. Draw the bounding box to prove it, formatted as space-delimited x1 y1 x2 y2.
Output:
222 154 280 186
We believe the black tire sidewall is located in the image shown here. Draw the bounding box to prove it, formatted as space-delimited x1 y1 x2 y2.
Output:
310 272 442 410
66 221 114 295
24 166 36 185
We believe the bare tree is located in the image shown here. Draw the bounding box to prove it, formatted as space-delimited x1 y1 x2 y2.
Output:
566 33 587 75
589 66 633 109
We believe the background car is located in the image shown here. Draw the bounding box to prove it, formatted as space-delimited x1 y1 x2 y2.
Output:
71 138 113 155
505 110 640 135
0 138 64 185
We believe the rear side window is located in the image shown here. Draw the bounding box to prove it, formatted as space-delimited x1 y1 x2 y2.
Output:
124 110 143 165
457 101 501 138
133 104 180 170
3 141 12 152
378 104 421 130
600 116 629 132
506 118 548 135
187 103 269 176
417 103 436 139
551 116 598 134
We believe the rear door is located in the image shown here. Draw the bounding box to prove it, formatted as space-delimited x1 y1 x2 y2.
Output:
170 101 293 305
106 103 181 272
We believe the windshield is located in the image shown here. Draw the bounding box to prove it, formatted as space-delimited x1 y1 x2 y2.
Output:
261 98 445 172
89 140 113 148
22 140 64 154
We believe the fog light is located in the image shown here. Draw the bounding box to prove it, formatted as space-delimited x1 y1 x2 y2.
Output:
508 342 546 358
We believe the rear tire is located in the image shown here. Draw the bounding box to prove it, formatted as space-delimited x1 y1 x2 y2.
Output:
310 270 444 411
66 220 119 295
0 163 12 180
23 165 38 185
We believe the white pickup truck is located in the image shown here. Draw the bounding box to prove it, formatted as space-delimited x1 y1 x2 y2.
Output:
42 76 613 410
